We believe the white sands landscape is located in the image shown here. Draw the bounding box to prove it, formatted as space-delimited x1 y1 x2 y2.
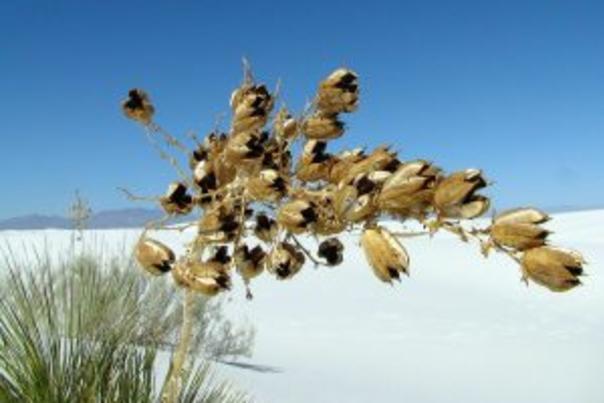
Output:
1 210 602 403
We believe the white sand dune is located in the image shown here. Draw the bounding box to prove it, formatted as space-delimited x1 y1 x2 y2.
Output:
1 210 602 403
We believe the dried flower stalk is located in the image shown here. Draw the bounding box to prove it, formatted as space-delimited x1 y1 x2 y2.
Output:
121 62 587 402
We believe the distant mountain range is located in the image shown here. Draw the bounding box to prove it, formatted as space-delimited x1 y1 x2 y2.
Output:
0 205 602 230
0 208 187 230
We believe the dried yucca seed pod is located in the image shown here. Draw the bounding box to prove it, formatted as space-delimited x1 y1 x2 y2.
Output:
434 169 490 219
160 182 194 215
277 200 318 234
274 108 298 140
378 160 441 217
316 68 359 114
193 160 217 195
267 242 305 280
522 246 585 292
337 147 398 185
302 113 345 140
328 148 365 184
235 244 266 281
262 138 292 172
135 238 175 276
208 245 232 267
189 132 228 170
224 130 268 164
318 238 344 266
490 208 550 251
122 89 154 125
172 260 231 296
198 205 240 243
334 185 377 223
361 227 410 283
192 159 235 207
296 140 335 182
312 189 346 235
254 213 279 243
247 169 288 202
231 84 274 133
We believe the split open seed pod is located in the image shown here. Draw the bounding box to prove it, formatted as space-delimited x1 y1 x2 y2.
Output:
521 246 585 292
247 169 288 202
189 132 228 169
135 237 175 276
361 227 410 283
231 84 274 133
267 242 305 280
122 89 155 125
254 213 279 243
334 185 377 223
296 140 335 182
224 130 268 165
378 160 441 217
172 260 231 296
261 138 292 172
316 68 359 114
490 208 550 251
302 113 345 140
337 147 398 185
313 191 346 235
277 199 318 234
198 204 241 243
235 244 266 281
434 169 490 219
159 182 194 215
208 245 232 267
318 238 344 266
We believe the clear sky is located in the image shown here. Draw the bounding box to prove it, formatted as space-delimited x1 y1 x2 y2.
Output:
1 0 603 220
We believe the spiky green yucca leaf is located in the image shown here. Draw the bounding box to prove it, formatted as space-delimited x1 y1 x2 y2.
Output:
0 247 251 403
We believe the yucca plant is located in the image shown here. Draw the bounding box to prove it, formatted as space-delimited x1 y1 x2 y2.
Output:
0 247 252 403
121 61 587 402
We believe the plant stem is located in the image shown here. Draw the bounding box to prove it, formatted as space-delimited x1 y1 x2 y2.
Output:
163 289 196 403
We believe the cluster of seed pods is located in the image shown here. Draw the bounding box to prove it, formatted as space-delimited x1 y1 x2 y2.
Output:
123 66 586 298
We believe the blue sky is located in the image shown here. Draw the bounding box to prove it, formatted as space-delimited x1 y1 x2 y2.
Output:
1 0 602 219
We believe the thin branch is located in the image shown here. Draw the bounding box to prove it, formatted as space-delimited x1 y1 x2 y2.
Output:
288 233 325 268
118 187 160 203
143 128 193 188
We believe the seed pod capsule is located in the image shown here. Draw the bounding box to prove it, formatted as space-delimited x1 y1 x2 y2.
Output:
135 238 175 276
296 140 335 182
521 246 585 292
316 68 359 114
334 185 377 223
160 182 194 215
434 169 490 219
490 208 550 251
318 238 344 266
230 84 274 133
247 169 288 202
378 160 441 218
277 200 318 234
361 227 410 283
254 213 279 243
235 244 266 281
198 204 241 243
337 147 398 185
302 113 345 140
172 260 231 296
267 242 305 280
122 89 155 125
224 131 268 169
